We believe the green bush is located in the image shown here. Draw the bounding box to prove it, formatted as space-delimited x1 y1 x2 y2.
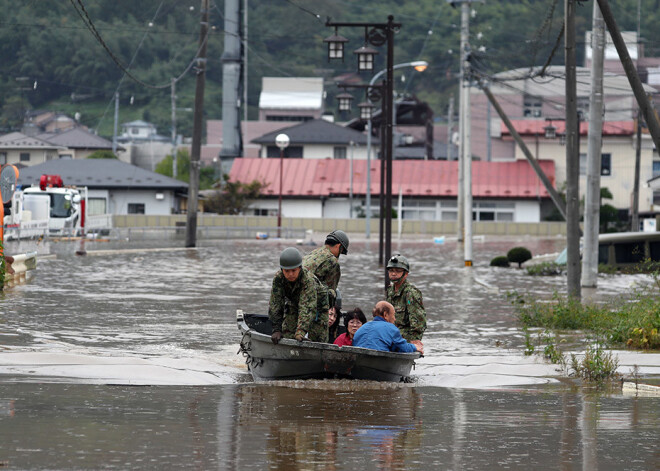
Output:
490 255 510 267
526 262 563 276
507 246 532 268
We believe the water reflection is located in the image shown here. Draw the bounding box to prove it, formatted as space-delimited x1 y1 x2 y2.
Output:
1 382 658 469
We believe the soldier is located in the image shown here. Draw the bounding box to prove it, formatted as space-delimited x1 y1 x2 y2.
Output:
269 247 329 344
385 254 427 342
302 229 349 308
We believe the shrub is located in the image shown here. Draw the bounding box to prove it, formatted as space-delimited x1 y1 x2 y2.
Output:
507 246 532 268
490 255 510 267
526 262 563 276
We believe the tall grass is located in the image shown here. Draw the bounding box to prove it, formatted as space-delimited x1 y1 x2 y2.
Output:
510 288 660 350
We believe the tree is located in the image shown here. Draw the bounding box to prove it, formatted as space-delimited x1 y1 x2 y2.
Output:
507 246 532 268
155 149 217 190
0 96 27 131
86 150 117 159
204 176 266 215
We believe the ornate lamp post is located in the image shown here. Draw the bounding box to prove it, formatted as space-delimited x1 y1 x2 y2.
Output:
324 16 401 291
275 133 289 238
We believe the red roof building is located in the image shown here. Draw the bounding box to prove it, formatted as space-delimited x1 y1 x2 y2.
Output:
229 158 555 222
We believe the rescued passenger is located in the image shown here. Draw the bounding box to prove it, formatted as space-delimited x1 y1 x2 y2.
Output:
268 247 329 344
333 308 367 347
352 301 423 354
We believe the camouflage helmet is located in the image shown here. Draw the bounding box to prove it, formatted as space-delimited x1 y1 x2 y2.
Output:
386 254 410 272
279 247 303 269
326 229 349 255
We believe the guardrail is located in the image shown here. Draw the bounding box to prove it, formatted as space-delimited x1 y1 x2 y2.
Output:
2 251 37 289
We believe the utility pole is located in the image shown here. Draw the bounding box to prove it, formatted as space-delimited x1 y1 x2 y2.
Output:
632 110 642 231
456 4 466 243
565 0 581 299
171 78 177 178
447 94 454 160
582 2 606 289
460 1 473 266
112 92 119 155
185 0 209 248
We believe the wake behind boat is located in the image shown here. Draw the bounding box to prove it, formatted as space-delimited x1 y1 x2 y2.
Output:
237 310 421 382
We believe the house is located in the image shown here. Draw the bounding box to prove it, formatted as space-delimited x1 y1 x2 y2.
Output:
0 127 122 166
228 158 555 222
0 132 65 166
251 119 380 160
118 120 168 142
258 77 325 122
35 127 118 159
468 65 659 215
116 120 172 171
16 159 188 215
24 110 83 134
501 119 656 213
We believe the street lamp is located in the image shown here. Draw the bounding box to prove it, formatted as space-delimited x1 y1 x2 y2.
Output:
336 92 354 112
364 60 428 246
325 16 401 291
275 133 289 238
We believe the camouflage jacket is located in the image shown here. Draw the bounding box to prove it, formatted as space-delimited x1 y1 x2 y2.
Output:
303 245 340 306
386 279 427 341
268 268 329 340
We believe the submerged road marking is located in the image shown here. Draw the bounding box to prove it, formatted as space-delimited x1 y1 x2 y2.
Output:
84 247 201 256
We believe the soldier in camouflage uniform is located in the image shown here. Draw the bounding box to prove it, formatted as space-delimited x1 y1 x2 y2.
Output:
385 254 427 342
302 230 349 308
269 247 329 344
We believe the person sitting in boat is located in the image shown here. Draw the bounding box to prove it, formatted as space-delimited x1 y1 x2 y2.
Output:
269 247 329 344
328 306 343 344
333 308 367 347
386 254 427 343
302 229 349 309
353 301 423 355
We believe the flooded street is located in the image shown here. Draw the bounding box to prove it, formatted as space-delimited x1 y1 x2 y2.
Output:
1 236 659 469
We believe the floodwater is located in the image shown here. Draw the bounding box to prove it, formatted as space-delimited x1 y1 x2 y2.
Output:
1 236 659 469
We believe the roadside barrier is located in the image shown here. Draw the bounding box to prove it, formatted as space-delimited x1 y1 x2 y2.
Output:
2 251 37 289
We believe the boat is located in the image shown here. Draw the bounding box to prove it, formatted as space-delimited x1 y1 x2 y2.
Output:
237 310 421 382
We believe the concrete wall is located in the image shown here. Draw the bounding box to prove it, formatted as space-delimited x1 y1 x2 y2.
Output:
112 213 567 237
1 149 59 166
107 189 175 215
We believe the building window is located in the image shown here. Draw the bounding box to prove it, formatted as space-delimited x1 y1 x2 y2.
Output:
473 201 515 221
579 153 612 176
88 198 107 216
523 95 542 117
601 153 611 176
254 208 269 216
20 152 30 162
266 145 303 158
131 128 140 135
653 159 660 178
128 203 145 214
0 152 5 165
60 154 72 159
334 147 347 159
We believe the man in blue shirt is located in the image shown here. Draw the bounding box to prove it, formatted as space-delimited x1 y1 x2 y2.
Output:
353 301 424 354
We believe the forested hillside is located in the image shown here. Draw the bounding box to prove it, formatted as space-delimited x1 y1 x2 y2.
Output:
0 0 657 140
